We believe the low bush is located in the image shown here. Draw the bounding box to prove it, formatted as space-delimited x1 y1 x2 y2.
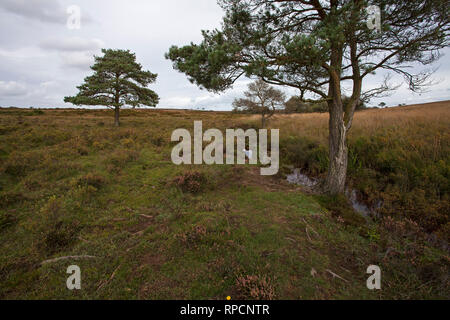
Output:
75 173 106 189
38 196 81 254
173 171 208 194
178 225 208 248
235 275 275 300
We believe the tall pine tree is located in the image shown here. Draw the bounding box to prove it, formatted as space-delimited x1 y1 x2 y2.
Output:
166 0 449 194
65 49 159 126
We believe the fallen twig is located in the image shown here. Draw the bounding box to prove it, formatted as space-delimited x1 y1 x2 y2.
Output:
97 264 121 291
40 255 96 266
78 236 89 243
325 269 349 283
132 230 145 236
301 218 319 236
285 237 296 243
306 228 313 242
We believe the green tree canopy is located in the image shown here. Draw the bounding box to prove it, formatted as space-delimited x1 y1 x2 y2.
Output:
166 0 449 194
65 49 159 126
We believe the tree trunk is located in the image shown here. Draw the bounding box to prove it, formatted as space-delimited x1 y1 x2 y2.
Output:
114 107 120 127
325 99 348 195
261 115 266 128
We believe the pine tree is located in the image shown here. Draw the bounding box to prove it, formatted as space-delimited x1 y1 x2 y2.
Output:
166 0 449 194
65 49 159 126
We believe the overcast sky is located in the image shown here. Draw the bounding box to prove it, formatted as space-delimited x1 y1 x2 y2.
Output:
0 0 449 110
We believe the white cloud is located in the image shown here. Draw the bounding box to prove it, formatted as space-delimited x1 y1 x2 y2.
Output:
194 94 220 104
0 0 66 24
38 37 104 71
0 81 27 96
162 96 193 108
0 0 93 25
39 37 104 52
0 47 46 60
60 51 95 70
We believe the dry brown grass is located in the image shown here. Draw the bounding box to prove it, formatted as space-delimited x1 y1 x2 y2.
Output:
262 101 450 143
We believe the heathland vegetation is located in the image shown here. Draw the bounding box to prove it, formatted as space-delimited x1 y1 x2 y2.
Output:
1 0 449 301
0 101 448 299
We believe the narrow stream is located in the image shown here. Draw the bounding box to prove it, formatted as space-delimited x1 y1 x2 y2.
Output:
286 168 381 218
286 168 318 188
287 169 448 251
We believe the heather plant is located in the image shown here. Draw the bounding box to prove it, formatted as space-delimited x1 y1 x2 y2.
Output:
173 171 208 194
235 275 276 300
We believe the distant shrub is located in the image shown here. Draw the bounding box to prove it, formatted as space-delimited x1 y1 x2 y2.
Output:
284 96 329 114
173 171 208 194
26 109 44 116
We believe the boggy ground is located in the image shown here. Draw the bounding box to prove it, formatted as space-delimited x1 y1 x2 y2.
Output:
0 103 448 299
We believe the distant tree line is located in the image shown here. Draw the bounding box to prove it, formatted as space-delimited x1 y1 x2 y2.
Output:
284 96 367 114
233 81 367 117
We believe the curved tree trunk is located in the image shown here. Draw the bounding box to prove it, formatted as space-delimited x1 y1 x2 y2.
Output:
114 107 120 127
325 99 348 195
324 43 349 195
